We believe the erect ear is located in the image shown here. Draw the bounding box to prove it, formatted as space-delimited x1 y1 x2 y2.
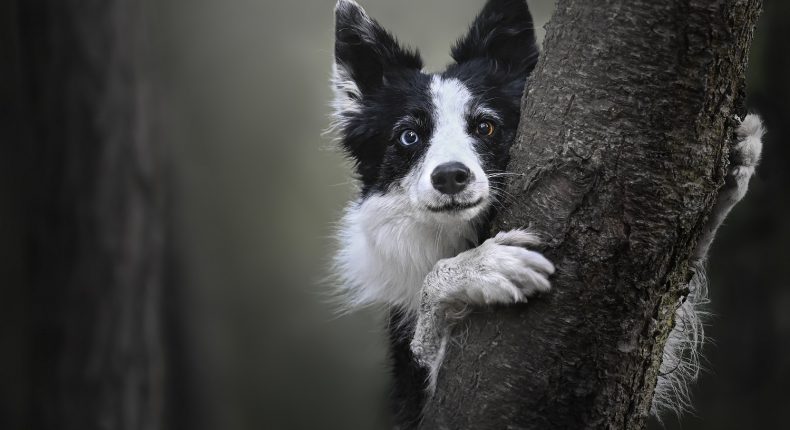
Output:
451 0 539 75
333 0 422 98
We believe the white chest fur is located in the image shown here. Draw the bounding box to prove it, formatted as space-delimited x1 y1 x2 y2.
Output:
334 193 478 313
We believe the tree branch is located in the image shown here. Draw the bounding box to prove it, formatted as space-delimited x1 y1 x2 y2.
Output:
420 0 762 428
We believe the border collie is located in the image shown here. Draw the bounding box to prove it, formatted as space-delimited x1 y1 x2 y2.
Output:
327 0 764 426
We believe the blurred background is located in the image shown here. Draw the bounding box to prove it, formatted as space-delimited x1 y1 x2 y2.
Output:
2 0 788 429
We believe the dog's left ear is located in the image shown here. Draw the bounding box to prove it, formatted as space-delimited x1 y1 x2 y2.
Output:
452 0 539 76
330 0 423 133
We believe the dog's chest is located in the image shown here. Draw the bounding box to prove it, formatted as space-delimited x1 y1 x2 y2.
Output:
334 195 478 311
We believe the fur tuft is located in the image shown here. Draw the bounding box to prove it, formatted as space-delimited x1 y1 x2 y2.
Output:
652 262 708 419
328 62 363 135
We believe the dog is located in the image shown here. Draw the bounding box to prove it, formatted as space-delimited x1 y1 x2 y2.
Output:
327 0 764 426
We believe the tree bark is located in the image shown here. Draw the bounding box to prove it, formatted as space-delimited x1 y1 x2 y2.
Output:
13 1 167 429
420 1 762 429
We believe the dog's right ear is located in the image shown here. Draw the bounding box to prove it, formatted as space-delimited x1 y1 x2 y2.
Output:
452 0 538 77
333 0 422 102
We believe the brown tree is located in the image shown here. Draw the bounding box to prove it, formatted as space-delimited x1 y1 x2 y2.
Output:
420 1 762 428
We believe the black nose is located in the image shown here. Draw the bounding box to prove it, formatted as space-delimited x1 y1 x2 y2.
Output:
431 162 472 195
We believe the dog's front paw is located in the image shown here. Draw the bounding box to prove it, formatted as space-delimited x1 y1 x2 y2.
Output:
724 114 764 202
438 229 555 306
733 114 764 170
411 229 555 388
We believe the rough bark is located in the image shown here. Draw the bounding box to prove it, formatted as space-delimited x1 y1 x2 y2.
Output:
420 1 762 429
14 1 167 429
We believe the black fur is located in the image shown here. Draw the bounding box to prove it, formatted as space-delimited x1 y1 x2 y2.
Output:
451 0 539 77
335 1 423 95
342 71 436 198
334 2 432 196
332 0 540 426
388 309 427 429
334 0 538 199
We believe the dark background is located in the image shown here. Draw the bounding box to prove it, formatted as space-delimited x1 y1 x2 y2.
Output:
1 0 788 429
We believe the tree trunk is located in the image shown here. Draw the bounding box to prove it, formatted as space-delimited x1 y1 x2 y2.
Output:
420 1 762 429
13 1 167 429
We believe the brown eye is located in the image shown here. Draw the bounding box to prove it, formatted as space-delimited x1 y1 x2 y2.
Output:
476 121 495 137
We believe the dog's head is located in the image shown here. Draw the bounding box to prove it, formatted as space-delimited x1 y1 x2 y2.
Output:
331 0 539 224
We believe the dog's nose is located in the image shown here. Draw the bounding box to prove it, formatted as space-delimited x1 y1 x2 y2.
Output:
431 162 472 195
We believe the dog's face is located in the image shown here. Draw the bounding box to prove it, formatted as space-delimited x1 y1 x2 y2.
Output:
331 0 539 224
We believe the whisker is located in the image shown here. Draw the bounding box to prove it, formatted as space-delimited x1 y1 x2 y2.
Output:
487 172 524 178
489 187 520 205
489 191 518 207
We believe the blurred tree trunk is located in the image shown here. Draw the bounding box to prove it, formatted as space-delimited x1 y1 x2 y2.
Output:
420 1 761 429
11 1 167 429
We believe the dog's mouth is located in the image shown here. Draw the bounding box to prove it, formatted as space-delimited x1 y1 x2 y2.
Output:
425 197 485 213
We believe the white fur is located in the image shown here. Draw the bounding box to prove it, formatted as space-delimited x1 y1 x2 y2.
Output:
333 192 479 313
328 0 371 135
402 76 491 220
424 76 488 193
432 230 554 305
652 263 708 418
411 229 555 393
328 63 362 134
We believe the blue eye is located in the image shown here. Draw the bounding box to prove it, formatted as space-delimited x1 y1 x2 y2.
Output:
399 130 420 146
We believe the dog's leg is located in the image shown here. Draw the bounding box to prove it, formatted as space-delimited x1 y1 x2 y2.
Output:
694 114 764 262
653 114 765 416
410 229 554 393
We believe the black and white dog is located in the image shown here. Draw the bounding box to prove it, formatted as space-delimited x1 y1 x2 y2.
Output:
328 0 764 425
